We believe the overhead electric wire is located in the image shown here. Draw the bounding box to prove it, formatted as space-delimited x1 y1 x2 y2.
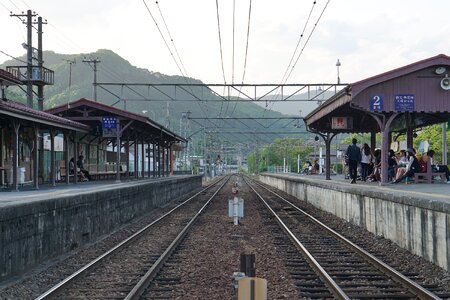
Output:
143 0 212 125
284 0 331 83
0 49 27 64
229 0 252 118
155 0 190 80
280 0 316 84
264 0 330 116
0 1 11 11
7 0 20 11
215 0 227 85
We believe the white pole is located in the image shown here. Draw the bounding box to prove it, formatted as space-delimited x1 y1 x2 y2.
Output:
233 196 239 225
297 154 300 173
283 157 286 173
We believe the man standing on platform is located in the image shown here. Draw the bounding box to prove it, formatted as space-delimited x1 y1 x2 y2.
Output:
346 138 361 184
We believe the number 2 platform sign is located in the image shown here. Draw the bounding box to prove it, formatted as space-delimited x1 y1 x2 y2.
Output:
370 95 384 111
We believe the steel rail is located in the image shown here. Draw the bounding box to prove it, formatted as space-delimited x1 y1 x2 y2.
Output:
243 176 350 300
125 175 231 300
248 177 442 300
34 176 227 300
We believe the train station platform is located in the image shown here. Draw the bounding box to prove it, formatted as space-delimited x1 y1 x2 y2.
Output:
0 175 202 281
259 172 450 271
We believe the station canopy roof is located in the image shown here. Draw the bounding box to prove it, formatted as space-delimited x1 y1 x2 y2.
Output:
0 99 89 132
45 98 187 143
304 54 450 133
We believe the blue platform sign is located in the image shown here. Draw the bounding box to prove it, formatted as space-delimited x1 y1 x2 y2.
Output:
370 95 384 111
394 94 415 111
102 116 117 129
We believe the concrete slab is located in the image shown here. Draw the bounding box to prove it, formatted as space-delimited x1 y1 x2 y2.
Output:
279 173 450 202
0 176 192 208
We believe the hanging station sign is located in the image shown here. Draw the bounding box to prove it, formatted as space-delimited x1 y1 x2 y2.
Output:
102 116 118 137
331 117 353 130
394 94 415 111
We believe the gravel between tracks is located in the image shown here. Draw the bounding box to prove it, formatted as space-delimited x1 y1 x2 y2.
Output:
153 178 301 299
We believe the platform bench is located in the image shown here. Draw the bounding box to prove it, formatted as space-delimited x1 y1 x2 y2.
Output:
414 159 446 184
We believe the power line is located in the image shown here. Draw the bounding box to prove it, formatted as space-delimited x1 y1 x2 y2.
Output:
280 0 317 85
155 0 189 79
0 49 27 64
229 0 252 118
284 0 331 83
215 0 227 84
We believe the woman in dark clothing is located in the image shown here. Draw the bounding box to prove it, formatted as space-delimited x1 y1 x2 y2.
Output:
388 149 398 180
426 150 450 183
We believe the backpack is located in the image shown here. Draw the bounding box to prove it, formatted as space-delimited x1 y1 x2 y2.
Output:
418 157 427 172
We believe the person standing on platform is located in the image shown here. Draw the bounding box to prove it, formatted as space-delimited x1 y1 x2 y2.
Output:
360 143 372 181
346 138 361 184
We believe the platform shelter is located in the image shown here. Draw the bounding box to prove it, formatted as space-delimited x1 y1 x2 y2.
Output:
304 54 450 183
45 98 186 182
0 98 89 191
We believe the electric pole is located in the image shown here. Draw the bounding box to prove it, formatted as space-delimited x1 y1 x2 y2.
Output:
64 59 76 89
82 57 101 101
10 10 36 108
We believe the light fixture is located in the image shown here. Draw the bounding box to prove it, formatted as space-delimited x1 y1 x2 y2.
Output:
435 66 446 75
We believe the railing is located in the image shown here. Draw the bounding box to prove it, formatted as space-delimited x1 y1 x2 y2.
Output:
6 65 54 85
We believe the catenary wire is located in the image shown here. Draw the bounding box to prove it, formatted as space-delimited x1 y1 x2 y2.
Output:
229 0 252 118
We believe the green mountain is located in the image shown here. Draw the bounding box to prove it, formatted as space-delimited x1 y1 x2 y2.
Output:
1 49 307 144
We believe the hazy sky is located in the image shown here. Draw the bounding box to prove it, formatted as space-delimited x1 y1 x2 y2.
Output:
1 0 450 86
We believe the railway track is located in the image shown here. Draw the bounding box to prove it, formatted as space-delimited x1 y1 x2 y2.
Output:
35 176 229 300
244 176 446 300
245 178 449 299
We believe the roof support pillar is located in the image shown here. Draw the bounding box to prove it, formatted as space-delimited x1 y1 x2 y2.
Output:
64 132 70 184
147 142 152 178
442 123 448 165
370 131 376 151
33 124 40 189
161 146 166 177
126 136 130 178
50 129 56 187
141 140 145 178
370 113 398 184
170 144 173 176
158 144 161 177
0 128 3 186
134 136 138 179
74 135 78 184
324 133 337 180
116 122 122 183
153 143 156 177
406 112 414 149
12 120 20 192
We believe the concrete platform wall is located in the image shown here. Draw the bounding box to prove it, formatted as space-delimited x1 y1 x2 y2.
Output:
0 176 202 281
259 173 450 271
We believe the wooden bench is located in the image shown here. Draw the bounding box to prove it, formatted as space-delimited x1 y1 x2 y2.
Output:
414 159 446 184
87 163 127 180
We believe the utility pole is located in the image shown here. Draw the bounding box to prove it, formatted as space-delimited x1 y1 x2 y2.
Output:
37 16 47 110
11 10 36 108
82 57 101 101
10 10 50 109
64 59 76 89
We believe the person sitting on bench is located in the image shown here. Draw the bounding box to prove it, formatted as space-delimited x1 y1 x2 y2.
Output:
392 148 419 183
423 150 450 183
77 155 92 181
69 157 87 181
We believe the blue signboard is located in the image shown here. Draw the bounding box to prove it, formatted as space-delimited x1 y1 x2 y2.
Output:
394 94 415 111
102 116 117 129
370 95 384 111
